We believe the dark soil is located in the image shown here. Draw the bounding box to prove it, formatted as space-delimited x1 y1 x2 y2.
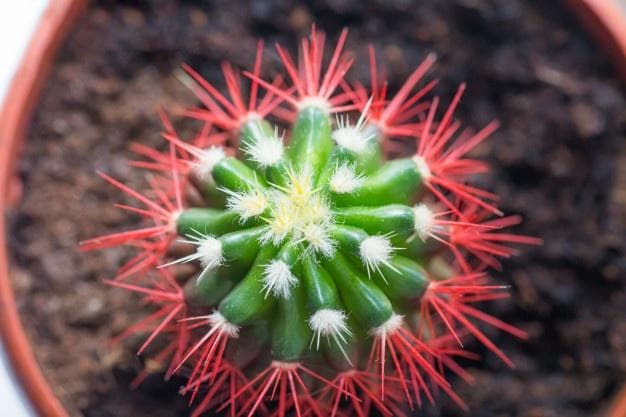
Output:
7 0 626 416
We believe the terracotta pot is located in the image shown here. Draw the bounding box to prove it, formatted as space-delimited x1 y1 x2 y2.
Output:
565 0 626 82
0 1 86 417
0 1 624 416
610 386 626 417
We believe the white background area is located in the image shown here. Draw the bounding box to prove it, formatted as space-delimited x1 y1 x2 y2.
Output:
0 1 50 416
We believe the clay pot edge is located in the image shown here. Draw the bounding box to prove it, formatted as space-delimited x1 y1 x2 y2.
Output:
0 1 86 417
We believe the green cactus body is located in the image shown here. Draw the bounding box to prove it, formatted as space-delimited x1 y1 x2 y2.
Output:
177 101 428 364
84 27 542 417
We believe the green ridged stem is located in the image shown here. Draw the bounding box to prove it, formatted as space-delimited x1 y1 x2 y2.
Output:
265 159 291 189
317 136 382 187
272 285 311 362
373 256 429 303
331 225 368 253
275 240 301 268
288 106 332 184
353 137 383 174
219 226 265 265
271 283 310 362
331 158 423 206
176 208 245 237
334 136 383 175
301 256 342 311
219 244 280 325
333 204 415 241
212 157 268 193
180 227 263 306
399 236 431 259
186 263 245 307
323 252 393 329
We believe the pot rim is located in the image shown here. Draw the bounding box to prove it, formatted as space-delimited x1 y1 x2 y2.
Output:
566 0 626 82
0 1 85 417
609 386 626 417
0 1 624 417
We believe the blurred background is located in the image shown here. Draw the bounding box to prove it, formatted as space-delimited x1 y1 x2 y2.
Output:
2 1 625 417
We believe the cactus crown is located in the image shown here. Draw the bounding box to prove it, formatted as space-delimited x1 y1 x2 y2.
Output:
83 26 541 417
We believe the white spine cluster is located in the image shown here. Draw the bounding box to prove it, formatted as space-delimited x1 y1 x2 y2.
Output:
369 313 404 338
297 96 331 114
331 97 374 153
207 310 240 338
329 163 362 194
194 146 226 183
411 154 432 181
244 129 285 168
301 223 335 257
262 260 298 299
260 193 297 245
223 188 268 221
309 308 352 364
160 231 224 274
196 237 224 270
359 235 397 277
260 166 335 256
411 203 435 242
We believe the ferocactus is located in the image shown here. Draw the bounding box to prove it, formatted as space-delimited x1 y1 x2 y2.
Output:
83 26 540 417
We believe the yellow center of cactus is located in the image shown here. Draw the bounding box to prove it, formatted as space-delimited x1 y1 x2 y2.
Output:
263 166 333 253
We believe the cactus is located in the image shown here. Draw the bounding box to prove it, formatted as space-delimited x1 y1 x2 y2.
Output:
82 27 541 417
